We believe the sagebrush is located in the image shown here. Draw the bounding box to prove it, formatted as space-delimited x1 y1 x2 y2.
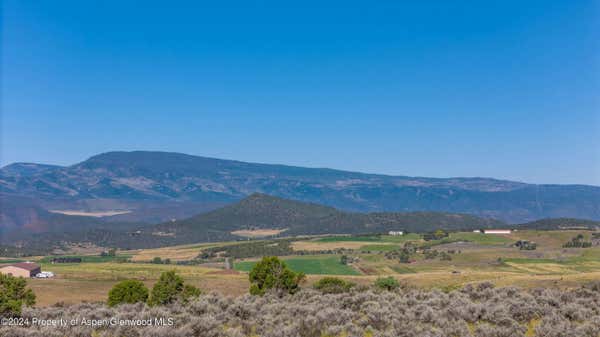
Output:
3 283 600 337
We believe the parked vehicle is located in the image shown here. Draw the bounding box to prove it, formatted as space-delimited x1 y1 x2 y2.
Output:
35 271 54 278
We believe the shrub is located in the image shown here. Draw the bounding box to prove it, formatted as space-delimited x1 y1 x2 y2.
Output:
248 256 305 296
439 252 452 261
313 277 355 294
107 280 149 307
563 234 592 248
181 284 202 303
0 273 36 317
149 271 201 305
384 247 413 263
374 276 400 291
340 255 348 265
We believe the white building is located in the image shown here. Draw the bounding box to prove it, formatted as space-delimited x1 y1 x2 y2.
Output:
483 229 512 234
388 231 404 236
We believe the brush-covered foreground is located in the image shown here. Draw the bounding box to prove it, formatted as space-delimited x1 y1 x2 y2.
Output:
3 283 600 337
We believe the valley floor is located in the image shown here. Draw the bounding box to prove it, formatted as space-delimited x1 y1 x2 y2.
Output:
4 229 597 306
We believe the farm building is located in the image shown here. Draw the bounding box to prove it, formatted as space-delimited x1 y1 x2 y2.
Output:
388 231 404 236
0 262 41 278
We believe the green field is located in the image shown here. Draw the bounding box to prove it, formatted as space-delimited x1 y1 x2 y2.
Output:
235 255 360 275
0 258 26 264
316 235 382 242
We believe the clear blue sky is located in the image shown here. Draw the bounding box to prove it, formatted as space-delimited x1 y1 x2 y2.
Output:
2 0 598 185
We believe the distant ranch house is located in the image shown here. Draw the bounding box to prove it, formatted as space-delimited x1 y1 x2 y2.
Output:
0 262 41 278
388 231 404 236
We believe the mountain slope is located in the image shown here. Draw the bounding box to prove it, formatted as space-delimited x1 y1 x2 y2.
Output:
0 195 108 234
1 151 599 224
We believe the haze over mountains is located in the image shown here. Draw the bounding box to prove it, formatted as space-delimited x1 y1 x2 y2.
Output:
1 193 512 252
1 151 599 233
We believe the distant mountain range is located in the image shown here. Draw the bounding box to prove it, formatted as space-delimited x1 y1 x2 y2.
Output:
1 151 599 232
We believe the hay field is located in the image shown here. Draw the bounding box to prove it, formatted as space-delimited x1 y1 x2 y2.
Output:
129 241 242 262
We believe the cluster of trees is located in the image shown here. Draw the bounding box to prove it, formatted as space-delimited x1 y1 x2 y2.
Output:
385 242 418 263
151 257 172 264
423 249 453 261
108 271 201 307
515 240 537 250
198 239 296 259
384 248 411 263
100 248 117 257
198 238 359 261
51 257 82 263
385 240 459 264
340 254 358 265
423 229 449 241
563 234 593 248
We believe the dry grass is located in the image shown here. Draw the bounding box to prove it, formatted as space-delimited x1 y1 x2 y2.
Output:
129 241 246 262
231 228 287 237
30 262 249 306
130 247 202 262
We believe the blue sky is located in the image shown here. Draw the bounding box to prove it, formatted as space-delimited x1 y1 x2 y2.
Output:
2 0 598 185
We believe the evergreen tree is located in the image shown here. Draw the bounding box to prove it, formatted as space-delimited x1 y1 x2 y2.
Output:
249 256 305 296
107 280 148 307
0 273 36 317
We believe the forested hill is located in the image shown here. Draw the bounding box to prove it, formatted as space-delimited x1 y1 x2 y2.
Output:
152 193 506 241
517 218 600 230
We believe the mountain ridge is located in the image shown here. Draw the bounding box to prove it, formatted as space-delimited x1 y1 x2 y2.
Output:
1 150 599 225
